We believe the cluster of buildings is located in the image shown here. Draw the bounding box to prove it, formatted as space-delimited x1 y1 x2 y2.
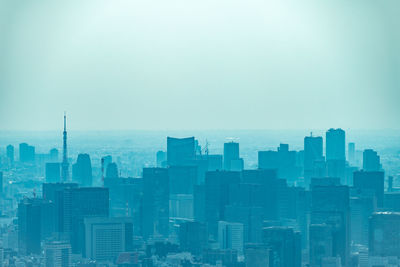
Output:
0 120 399 267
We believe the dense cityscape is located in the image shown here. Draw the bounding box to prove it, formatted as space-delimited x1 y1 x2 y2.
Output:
0 115 399 267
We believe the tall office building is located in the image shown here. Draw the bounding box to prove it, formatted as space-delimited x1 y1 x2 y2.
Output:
258 144 298 182
142 168 169 239
223 142 241 171
19 143 35 162
179 221 208 256
205 171 241 238
353 170 384 207
326 128 345 161
168 165 197 194
167 137 195 166
363 149 381 171
369 212 400 258
46 163 61 183
6 144 14 164
156 150 167 167
18 198 42 255
304 135 323 186
218 221 244 256
311 181 350 266
44 241 71 267
72 154 93 186
106 162 118 179
348 142 355 165
58 187 109 253
84 217 133 261
49 148 59 162
61 113 69 182
262 227 301 267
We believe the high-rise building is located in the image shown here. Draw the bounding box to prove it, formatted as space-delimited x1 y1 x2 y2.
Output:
309 224 333 267
46 163 61 183
262 226 301 267
179 221 208 256
369 212 400 258
218 221 244 255
6 144 14 164
168 165 197 194
57 187 109 253
258 144 299 182
49 148 59 162
326 128 346 161
72 154 93 187
44 241 71 267
106 162 118 179
142 168 169 239
156 150 167 167
363 149 381 171
205 171 241 238
348 142 355 165
353 170 384 207
223 142 241 171
311 181 350 266
167 137 195 166
304 135 323 186
18 198 42 255
61 113 69 182
19 143 35 162
84 217 133 261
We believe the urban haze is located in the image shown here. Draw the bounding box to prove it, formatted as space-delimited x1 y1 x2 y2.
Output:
0 1 400 267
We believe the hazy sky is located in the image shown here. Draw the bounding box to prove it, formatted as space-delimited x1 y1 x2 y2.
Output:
1 0 399 131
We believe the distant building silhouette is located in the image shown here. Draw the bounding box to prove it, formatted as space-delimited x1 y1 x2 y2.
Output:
353 170 384 207
224 142 243 171
6 144 14 164
326 128 345 161
72 153 93 186
106 162 118 179
142 168 169 239
363 149 381 171
304 135 323 186
45 163 61 183
19 143 35 162
167 137 195 166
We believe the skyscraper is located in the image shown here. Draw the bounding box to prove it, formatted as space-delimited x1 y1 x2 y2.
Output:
167 137 195 166
61 113 69 182
45 163 61 183
142 168 169 239
326 128 345 161
311 181 350 266
6 144 14 164
19 143 35 162
262 226 301 267
218 221 244 255
363 149 381 171
304 135 323 186
369 212 400 258
72 153 93 187
353 170 384 207
18 198 42 255
224 142 243 171
348 142 355 165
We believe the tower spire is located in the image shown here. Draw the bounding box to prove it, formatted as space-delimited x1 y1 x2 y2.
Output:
61 112 69 182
